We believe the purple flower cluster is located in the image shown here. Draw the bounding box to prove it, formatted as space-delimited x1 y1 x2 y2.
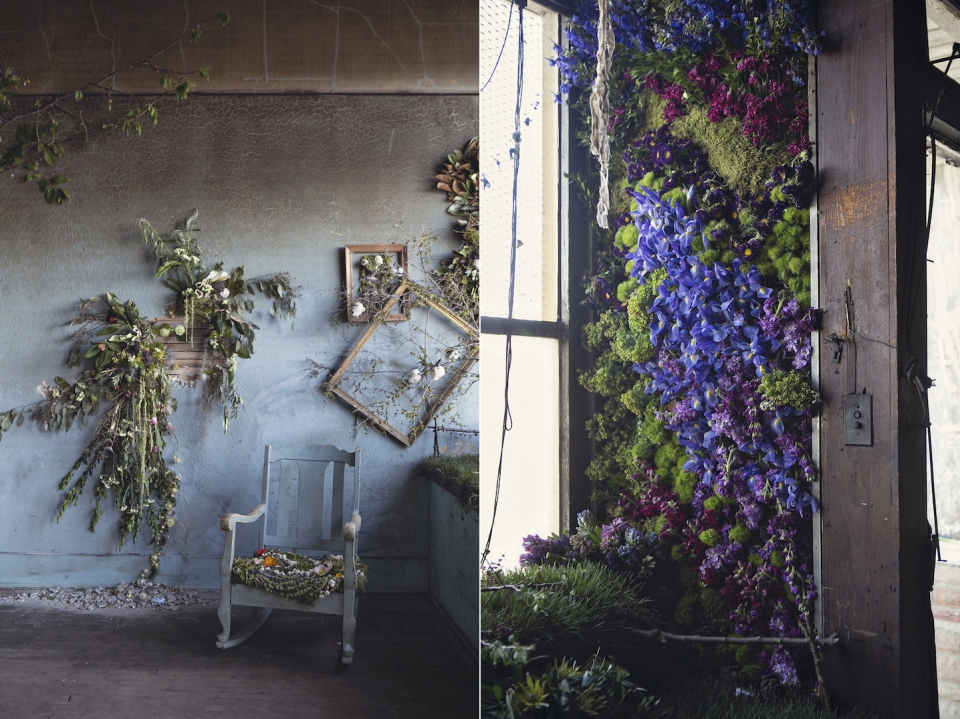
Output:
552 0 822 99
622 185 817 679
581 245 631 312
519 532 574 566
697 152 815 259
555 0 821 689
600 517 659 572
623 124 711 189
620 463 688 533
627 186 818 516
520 510 660 578
643 51 810 152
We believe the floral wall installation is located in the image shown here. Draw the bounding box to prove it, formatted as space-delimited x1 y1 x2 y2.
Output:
522 0 823 690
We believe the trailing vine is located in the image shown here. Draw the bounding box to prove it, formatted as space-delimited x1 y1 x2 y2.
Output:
0 212 296 577
0 11 230 204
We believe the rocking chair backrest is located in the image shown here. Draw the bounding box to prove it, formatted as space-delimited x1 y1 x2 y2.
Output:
259 444 360 554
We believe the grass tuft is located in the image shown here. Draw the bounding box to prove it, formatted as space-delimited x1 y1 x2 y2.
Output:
417 454 478 514
482 562 656 653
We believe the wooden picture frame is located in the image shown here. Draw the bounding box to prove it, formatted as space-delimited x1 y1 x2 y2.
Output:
324 283 479 447
344 244 410 323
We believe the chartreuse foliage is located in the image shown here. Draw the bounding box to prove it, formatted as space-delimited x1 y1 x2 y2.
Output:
539 0 825 695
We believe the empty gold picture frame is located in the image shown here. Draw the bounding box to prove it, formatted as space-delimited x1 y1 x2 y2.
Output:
325 282 478 446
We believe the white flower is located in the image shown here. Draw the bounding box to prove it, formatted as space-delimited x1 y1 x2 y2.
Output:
395 265 404 276
374 255 384 266
204 270 229 283
351 301 365 318
431 365 446 381
407 368 422 384
36 381 53 400
472 258 480 271
446 348 460 361
220 288 230 299
360 258 369 267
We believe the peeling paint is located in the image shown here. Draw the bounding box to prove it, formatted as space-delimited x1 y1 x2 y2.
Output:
0 1 477 94
830 178 886 228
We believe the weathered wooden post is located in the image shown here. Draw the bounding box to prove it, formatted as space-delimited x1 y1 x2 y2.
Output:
816 0 938 715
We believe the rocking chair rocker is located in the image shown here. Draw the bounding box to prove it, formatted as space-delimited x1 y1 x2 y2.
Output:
216 444 362 663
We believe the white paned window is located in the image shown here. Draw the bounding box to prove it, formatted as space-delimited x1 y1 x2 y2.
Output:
480 0 562 568
480 0 558 323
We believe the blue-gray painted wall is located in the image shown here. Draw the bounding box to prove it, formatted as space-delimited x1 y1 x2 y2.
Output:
0 94 479 590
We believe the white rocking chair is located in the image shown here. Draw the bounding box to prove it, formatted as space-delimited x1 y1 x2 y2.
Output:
216 444 362 663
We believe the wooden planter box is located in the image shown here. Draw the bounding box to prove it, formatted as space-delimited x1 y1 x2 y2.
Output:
427 481 478 655
155 319 228 383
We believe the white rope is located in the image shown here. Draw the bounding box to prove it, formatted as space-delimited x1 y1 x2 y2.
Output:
589 0 614 229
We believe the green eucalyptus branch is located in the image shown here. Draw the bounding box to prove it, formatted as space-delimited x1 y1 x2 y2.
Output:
0 11 230 204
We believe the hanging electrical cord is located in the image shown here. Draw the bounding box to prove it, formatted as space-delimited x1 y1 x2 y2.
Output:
903 42 960 565
905 44 959 328
479 0 515 94
904 356 942 562
482 0 525 567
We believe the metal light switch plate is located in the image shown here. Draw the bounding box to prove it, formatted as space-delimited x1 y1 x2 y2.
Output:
843 394 873 446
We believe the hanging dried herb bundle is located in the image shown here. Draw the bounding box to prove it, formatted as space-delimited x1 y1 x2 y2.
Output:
0 213 298 578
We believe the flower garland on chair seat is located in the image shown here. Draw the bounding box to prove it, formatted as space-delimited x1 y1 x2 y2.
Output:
232 549 367 604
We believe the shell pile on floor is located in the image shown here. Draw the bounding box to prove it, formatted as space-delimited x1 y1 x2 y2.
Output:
0 579 209 611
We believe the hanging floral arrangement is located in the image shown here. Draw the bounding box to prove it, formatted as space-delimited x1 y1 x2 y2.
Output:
140 211 297 429
0 212 297 577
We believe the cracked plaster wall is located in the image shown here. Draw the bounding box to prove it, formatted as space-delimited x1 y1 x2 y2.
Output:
1 0 478 94
0 92 478 587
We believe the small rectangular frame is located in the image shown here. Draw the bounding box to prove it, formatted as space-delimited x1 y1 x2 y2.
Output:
344 244 410 323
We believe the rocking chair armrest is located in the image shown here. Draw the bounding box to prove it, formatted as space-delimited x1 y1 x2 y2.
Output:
343 511 362 542
220 503 267 532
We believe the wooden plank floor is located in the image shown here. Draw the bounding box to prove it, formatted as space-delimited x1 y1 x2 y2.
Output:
0 591 477 719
